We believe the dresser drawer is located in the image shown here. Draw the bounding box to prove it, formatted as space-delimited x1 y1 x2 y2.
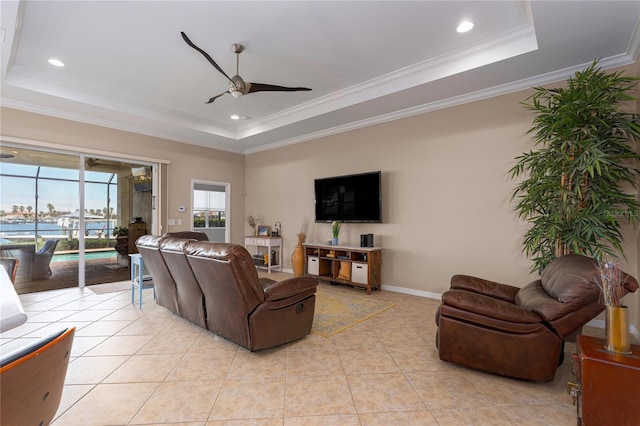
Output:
245 238 264 246
307 256 319 275
351 263 368 284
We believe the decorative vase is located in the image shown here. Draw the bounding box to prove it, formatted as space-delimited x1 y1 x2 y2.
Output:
114 236 129 255
605 306 632 354
332 237 338 246
291 245 305 277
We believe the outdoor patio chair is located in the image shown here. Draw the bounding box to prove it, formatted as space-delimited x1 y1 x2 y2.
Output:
32 239 58 278
0 257 19 283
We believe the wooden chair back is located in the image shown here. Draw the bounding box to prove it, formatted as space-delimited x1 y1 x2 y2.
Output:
0 327 75 425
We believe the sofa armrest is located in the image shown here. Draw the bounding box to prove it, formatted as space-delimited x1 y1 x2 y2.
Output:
450 275 520 302
263 277 318 302
258 278 277 290
442 289 542 323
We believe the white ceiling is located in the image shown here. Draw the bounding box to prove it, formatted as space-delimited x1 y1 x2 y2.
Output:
1 1 639 154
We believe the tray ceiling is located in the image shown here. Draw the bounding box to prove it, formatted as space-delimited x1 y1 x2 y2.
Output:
1 1 639 153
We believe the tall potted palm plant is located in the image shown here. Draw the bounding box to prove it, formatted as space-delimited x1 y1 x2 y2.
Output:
510 60 640 273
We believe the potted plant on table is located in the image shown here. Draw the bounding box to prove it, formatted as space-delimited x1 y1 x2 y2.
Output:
510 60 640 274
113 226 129 255
331 220 341 245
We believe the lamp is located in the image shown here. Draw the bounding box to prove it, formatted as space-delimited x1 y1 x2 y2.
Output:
230 88 243 98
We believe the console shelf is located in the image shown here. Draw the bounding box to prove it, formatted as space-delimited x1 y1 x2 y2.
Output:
303 243 382 294
244 236 282 273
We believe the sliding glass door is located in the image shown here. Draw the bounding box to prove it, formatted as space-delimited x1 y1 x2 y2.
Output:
0 145 156 294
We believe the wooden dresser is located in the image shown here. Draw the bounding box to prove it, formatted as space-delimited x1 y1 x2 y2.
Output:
127 222 147 255
572 335 640 425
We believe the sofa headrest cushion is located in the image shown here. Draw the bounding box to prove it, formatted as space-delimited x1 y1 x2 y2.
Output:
136 234 164 249
163 231 209 241
540 254 600 304
159 237 191 253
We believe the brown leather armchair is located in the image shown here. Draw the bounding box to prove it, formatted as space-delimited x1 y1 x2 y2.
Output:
435 254 639 381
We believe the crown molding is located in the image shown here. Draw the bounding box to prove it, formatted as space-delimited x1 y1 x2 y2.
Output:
245 53 637 155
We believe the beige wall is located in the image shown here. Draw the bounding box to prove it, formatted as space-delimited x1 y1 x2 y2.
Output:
247 89 538 295
0 107 247 244
246 71 640 334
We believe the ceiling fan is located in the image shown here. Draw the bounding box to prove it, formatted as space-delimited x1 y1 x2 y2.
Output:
181 32 312 104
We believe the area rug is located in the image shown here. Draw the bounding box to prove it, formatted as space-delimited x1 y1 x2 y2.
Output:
312 284 395 337
88 280 131 294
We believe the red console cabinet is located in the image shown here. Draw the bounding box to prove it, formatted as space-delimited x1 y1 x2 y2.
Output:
574 335 640 425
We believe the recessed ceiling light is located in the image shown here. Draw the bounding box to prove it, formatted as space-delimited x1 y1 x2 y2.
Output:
48 58 65 67
457 21 474 33
230 114 240 120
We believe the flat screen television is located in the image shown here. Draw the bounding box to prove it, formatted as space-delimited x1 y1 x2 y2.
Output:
314 171 382 223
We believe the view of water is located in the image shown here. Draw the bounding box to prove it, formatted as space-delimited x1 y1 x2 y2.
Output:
0 221 116 238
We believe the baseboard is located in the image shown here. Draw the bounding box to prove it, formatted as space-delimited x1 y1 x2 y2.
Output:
586 319 640 341
587 319 605 329
381 284 442 300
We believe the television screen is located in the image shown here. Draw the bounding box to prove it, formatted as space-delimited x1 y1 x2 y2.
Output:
314 171 382 223
132 167 152 192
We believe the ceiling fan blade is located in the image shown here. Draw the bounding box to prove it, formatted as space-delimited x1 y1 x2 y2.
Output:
181 32 233 83
205 91 229 104
247 83 312 94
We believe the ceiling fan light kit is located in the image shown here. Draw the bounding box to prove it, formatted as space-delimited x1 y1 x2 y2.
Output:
181 32 311 104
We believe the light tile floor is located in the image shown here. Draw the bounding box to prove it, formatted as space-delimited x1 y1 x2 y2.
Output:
1 273 599 425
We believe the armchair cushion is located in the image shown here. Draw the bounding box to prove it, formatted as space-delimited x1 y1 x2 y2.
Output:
442 290 542 324
516 280 577 322
538 254 600 304
451 275 520 302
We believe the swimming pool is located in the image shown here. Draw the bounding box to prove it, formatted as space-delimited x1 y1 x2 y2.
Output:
51 251 117 262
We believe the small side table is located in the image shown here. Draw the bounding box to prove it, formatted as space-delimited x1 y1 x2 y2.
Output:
572 335 640 424
129 253 155 308
244 236 283 273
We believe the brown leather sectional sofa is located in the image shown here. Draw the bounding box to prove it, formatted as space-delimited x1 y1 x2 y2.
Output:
136 235 318 351
435 254 639 381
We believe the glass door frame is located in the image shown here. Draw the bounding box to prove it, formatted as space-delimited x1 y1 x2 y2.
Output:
1 137 164 289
